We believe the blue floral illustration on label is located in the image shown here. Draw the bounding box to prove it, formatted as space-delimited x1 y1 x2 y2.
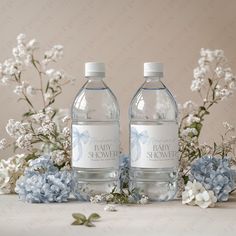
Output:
72 127 90 162
131 127 149 162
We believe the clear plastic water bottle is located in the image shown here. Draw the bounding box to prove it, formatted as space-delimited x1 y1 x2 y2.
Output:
72 62 120 200
129 62 179 201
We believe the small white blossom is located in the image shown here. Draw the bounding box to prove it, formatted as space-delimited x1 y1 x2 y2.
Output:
44 45 63 65
62 127 70 137
45 107 54 115
215 66 225 78
44 92 53 102
104 204 117 212
51 150 66 166
182 128 198 137
220 88 233 100
3 58 18 75
229 81 236 89
223 122 234 132
193 67 207 80
26 39 39 51
191 78 204 92
186 114 200 125
105 193 114 201
224 71 234 82
183 100 197 111
0 138 6 150
62 115 70 123
6 119 30 138
1 76 10 85
26 85 36 96
138 195 149 204
16 134 33 150
0 169 11 194
90 194 103 203
17 34 26 45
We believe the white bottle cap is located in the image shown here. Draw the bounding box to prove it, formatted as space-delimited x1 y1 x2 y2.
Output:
144 62 163 77
85 62 105 77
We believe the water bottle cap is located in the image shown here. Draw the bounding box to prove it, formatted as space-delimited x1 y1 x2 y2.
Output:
144 62 163 77
85 62 105 77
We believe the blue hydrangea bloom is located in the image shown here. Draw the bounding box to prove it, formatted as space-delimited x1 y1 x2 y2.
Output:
15 155 72 203
190 156 235 201
119 154 130 189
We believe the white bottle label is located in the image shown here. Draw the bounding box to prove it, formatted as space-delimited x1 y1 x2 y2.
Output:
72 124 120 168
130 123 179 168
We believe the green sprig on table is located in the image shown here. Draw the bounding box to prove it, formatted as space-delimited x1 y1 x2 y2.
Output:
71 213 101 227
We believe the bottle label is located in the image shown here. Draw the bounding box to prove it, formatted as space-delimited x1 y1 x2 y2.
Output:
130 123 179 168
72 124 120 168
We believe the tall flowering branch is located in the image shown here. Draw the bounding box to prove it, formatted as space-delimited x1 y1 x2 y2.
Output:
0 34 74 194
179 49 236 179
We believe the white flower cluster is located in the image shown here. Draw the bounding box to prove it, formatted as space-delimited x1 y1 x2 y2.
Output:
191 48 236 100
182 180 217 208
0 34 73 196
0 34 39 93
6 119 33 150
0 154 26 194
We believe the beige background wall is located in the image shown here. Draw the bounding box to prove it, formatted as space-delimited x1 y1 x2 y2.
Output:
0 0 235 156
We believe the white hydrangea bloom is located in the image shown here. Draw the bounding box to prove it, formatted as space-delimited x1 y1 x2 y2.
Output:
0 154 26 194
182 180 217 208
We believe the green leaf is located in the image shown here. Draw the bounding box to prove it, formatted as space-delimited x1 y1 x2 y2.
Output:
23 111 35 117
72 213 86 222
71 220 84 225
84 220 95 227
88 213 101 222
208 78 213 86
183 175 189 185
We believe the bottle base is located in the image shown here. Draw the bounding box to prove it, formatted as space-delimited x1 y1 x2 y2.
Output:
129 180 177 201
129 167 178 201
72 168 118 201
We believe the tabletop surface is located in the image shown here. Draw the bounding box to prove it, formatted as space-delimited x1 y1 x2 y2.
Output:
0 194 236 236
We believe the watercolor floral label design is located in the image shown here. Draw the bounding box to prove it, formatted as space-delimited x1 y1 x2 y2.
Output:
72 124 120 168
131 123 179 168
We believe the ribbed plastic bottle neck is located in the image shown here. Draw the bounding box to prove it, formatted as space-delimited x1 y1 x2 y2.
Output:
86 76 104 81
144 75 163 81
